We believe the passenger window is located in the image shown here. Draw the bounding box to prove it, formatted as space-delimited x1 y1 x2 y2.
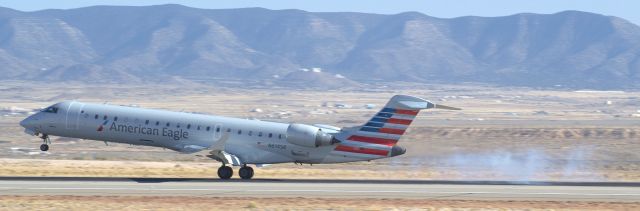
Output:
145 120 149 125
197 126 201 130
206 126 211 131
278 134 282 139
166 122 170 127
258 132 263 137
216 126 220 132
176 124 180 128
156 121 159 126
114 116 118 121
248 131 253 136
226 128 231 133
94 114 98 119
103 115 107 120
81 110 84 114
238 130 242 135
187 124 191 129
268 133 273 138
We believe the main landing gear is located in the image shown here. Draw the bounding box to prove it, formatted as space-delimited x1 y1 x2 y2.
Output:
217 165 233 179
217 164 254 180
39 134 50 151
239 165 254 180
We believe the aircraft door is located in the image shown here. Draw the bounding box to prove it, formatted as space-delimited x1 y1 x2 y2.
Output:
65 102 84 130
213 124 222 140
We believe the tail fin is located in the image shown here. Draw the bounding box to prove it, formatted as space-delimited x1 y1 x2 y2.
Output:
333 95 460 157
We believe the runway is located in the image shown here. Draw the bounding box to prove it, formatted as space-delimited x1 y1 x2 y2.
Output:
1 177 639 202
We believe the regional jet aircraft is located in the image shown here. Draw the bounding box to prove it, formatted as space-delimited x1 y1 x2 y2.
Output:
19 95 459 179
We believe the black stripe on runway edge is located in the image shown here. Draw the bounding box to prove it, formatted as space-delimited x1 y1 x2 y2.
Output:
0 176 639 187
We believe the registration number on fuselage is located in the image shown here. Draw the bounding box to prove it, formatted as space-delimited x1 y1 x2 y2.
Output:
268 143 287 150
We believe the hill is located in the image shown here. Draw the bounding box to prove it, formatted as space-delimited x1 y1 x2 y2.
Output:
0 5 638 89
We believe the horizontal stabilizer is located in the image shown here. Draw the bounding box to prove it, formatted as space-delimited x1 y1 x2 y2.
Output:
397 99 461 111
398 101 434 109
434 104 462 110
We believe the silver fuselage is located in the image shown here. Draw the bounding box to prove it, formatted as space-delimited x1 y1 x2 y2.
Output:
19 101 382 164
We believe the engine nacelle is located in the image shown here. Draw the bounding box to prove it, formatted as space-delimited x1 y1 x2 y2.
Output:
286 123 339 148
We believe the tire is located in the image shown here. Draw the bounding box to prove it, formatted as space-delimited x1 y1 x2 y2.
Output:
239 167 254 180
40 144 49 151
248 167 254 178
217 166 233 179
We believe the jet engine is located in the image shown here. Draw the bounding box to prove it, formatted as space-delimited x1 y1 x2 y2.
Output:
286 123 339 148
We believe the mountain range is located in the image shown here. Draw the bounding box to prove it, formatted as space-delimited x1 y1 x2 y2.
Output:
0 4 639 89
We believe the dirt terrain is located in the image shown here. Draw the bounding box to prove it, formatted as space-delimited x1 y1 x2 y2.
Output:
1 195 638 210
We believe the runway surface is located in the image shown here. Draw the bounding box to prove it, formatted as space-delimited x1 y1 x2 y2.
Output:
1 177 639 202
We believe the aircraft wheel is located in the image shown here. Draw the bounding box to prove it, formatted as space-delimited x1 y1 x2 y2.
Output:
217 166 233 179
40 144 49 151
239 166 254 179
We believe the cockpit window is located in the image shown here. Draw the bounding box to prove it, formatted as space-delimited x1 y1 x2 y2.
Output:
43 106 58 113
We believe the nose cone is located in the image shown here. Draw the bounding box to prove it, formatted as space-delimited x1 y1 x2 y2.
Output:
20 116 35 128
19 118 28 128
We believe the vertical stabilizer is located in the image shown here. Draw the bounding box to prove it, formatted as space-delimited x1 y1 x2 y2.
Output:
332 95 459 158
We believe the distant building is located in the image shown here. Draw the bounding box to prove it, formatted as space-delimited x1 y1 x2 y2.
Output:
334 103 352 108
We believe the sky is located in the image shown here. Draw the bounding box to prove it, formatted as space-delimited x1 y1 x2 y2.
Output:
0 0 638 25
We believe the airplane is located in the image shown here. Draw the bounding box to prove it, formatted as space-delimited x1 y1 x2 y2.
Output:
19 95 460 179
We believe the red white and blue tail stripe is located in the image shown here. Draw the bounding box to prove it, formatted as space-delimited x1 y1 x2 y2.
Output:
330 95 460 159
331 107 419 157
360 107 417 135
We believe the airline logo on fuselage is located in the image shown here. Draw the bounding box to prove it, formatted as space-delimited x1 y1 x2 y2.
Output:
106 122 189 141
97 120 108 132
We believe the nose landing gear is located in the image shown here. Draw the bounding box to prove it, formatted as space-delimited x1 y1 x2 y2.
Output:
39 134 50 151
40 144 49 151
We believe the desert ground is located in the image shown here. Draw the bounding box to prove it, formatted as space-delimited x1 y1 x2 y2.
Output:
2 196 639 210
0 81 639 209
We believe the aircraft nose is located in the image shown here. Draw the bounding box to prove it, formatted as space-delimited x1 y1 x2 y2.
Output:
20 116 35 128
19 118 29 128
